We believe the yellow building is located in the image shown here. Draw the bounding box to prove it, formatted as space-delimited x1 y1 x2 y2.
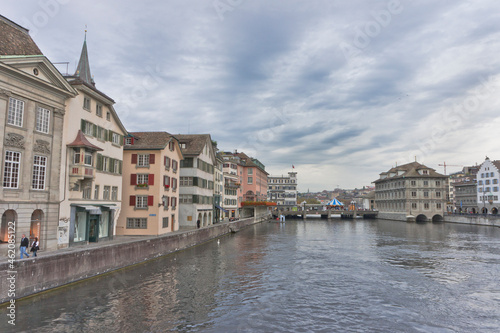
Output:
117 132 183 235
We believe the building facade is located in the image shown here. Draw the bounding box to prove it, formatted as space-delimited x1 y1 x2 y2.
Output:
476 157 500 214
374 162 448 222
117 132 182 235
235 152 268 203
221 152 242 220
58 37 127 247
267 171 298 206
177 134 216 228
0 15 77 252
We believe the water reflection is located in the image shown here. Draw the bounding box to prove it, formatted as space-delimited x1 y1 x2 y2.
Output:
2 219 500 333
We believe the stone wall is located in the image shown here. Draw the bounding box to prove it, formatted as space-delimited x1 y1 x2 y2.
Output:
444 215 500 228
0 217 262 304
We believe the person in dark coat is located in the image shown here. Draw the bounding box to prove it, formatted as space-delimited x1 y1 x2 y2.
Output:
20 234 30 259
197 219 201 229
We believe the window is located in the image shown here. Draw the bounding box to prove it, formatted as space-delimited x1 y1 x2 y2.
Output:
164 156 171 169
171 197 177 208
180 177 192 186
32 155 47 190
172 178 177 190
180 157 193 168
423 181 429 186
494 179 498 184
479 180 483 185
423 191 429 198
111 186 118 200
84 151 93 166
36 107 50 133
94 185 100 199
172 160 178 172
411 180 416 186
162 217 169 228
103 186 110 200
424 203 429 209
491 172 495 177
96 104 103 117
493 187 499 192
162 195 169 208
7 98 24 127
82 184 92 199
83 96 91 110
106 111 111 121
125 137 133 145
112 132 121 145
436 192 441 198
136 196 148 208
486 180 491 185
138 154 150 167
412 203 417 209
137 174 149 185
84 121 93 136
437 203 442 209
164 175 171 189
248 177 253 184
436 181 441 186
127 218 147 229
3 151 21 188
248 168 253 175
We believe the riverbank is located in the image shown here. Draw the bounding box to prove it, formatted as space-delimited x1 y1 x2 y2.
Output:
0 216 267 305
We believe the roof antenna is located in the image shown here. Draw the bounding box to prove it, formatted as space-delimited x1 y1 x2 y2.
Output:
85 24 87 41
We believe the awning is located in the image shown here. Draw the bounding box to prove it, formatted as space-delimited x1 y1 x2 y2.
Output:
215 205 229 213
101 205 119 210
75 205 102 215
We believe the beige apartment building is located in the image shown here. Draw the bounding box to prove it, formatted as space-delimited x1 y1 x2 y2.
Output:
117 132 183 235
374 161 448 222
0 15 77 252
58 36 127 247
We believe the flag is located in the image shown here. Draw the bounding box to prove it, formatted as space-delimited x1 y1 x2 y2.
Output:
292 165 295 168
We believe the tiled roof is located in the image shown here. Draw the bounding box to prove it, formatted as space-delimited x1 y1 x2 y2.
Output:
67 130 103 151
125 131 174 150
492 160 500 171
175 134 212 156
374 161 446 183
0 15 43 56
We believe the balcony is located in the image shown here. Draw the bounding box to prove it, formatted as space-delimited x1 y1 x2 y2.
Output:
69 164 95 179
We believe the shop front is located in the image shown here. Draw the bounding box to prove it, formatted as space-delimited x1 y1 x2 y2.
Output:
69 204 116 246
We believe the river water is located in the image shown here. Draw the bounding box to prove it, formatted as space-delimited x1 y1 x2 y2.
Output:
2 219 500 333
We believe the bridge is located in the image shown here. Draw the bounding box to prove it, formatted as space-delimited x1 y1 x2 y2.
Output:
271 204 378 220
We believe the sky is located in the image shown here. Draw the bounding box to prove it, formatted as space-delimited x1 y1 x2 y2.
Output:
3 0 500 192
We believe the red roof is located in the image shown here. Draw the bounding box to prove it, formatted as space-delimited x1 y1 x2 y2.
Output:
67 130 103 151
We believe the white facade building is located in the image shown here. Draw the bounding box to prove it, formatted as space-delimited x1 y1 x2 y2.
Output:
476 157 500 214
267 172 298 206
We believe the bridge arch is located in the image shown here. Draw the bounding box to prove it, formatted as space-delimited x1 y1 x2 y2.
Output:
416 214 428 223
432 214 444 223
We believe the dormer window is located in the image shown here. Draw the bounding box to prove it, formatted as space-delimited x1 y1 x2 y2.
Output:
423 170 428 175
125 137 133 145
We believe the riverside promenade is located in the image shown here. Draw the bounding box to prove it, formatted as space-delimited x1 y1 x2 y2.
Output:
0 215 269 305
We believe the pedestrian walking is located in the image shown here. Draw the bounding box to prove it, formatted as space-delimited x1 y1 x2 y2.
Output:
31 237 40 257
20 234 30 259
197 219 201 229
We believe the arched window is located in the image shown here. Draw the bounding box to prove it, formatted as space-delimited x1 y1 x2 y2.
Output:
1 210 17 243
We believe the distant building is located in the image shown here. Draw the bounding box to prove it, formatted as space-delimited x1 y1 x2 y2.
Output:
476 157 500 214
361 191 376 210
117 132 183 236
267 172 298 206
449 166 478 213
177 134 216 228
220 152 242 220
214 152 224 223
236 152 268 202
373 162 448 222
0 15 76 251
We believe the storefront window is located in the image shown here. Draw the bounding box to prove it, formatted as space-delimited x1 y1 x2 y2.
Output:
99 211 109 238
74 211 87 242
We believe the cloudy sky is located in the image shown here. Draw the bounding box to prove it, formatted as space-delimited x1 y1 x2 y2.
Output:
3 0 500 192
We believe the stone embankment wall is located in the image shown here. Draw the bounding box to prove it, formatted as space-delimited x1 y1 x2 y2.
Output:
0 217 266 304
444 215 500 228
377 212 408 222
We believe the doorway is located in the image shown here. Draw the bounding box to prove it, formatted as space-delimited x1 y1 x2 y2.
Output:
89 216 99 242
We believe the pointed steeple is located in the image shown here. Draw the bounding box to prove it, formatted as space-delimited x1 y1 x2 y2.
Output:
74 30 94 86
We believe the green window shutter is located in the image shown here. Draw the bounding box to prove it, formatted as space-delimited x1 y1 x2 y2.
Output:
119 135 124 146
119 160 123 175
81 119 86 131
193 177 198 187
92 124 97 137
97 154 103 171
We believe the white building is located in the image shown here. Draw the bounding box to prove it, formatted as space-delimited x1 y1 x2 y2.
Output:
267 172 298 206
476 157 500 214
221 154 241 220
58 36 127 247
177 134 216 228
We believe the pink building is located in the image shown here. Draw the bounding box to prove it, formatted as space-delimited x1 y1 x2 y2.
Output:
235 152 268 203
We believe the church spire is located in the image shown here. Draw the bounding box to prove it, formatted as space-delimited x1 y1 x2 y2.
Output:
74 28 94 86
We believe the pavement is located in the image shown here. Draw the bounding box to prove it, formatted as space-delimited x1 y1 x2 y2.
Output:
0 224 207 264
